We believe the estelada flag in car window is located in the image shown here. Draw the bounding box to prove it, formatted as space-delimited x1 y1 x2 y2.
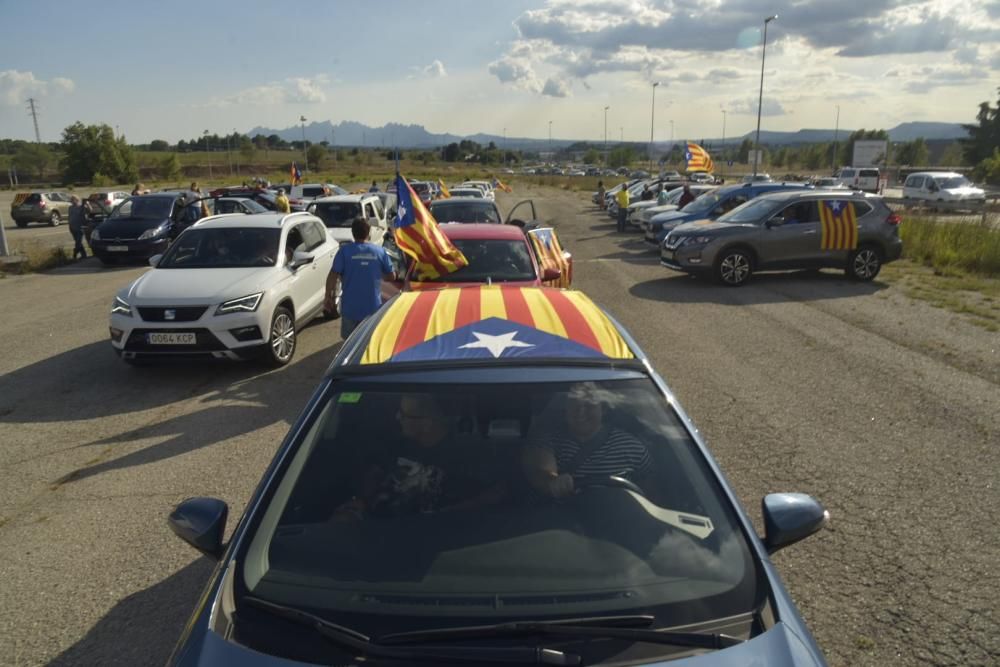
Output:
819 200 858 250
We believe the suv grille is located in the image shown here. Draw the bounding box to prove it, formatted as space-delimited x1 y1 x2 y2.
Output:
137 306 208 322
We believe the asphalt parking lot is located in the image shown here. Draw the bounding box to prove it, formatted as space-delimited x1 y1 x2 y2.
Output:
1 185 998 666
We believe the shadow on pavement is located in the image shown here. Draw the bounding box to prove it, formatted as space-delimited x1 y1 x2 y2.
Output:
49 556 215 667
50 342 341 486
630 270 889 305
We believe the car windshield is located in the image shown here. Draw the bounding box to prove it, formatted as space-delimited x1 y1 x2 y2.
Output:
682 191 724 214
430 202 501 224
109 197 173 220
412 183 431 194
717 197 783 224
157 228 281 268
310 202 363 228
450 189 484 198
935 176 971 188
238 378 761 630
420 238 535 282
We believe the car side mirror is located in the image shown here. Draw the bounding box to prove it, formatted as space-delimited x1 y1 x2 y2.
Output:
149 254 163 267
168 497 228 559
761 493 829 554
542 267 562 281
290 249 314 269
507 219 526 228
765 217 784 228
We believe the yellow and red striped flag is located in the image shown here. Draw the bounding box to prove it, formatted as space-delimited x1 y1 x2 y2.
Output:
684 142 715 173
361 286 632 365
392 174 467 280
819 200 858 250
437 178 451 198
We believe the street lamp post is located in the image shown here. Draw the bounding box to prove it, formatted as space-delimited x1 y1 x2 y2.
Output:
752 14 778 178
226 133 233 176
832 105 841 172
299 115 308 166
548 120 553 162
721 110 727 179
649 82 659 171
233 128 240 176
603 105 610 159
203 130 212 180
503 127 507 167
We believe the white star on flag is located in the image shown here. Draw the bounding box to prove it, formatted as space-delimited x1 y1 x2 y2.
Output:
396 202 407 223
459 331 534 358
829 201 843 213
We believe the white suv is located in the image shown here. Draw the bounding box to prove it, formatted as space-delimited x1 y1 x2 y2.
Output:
902 171 986 210
835 167 880 193
109 212 337 367
307 194 389 245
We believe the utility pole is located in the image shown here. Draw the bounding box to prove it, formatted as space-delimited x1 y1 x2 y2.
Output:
226 133 233 176
548 120 553 159
203 130 212 180
299 115 308 166
649 82 659 171
753 14 778 178
604 106 610 159
503 127 507 166
26 98 41 142
721 110 727 179
233 128 240 176
832 105 840 172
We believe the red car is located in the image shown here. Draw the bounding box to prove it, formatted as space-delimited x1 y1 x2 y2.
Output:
383 223 572 298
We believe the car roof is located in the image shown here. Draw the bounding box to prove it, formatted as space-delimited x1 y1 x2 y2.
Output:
431 198 496 207
193 211 317 229
336 286 636 368
909 171 964 178
310 194 371 203
754 189 879 203
439 223 524 240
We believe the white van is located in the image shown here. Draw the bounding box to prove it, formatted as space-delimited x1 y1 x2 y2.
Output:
902 172 986 210
835 167 880 193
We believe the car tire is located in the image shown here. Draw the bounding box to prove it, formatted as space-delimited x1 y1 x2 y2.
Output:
324 282 342 320
15 220 27 228
49 211 61 226
97 255 117 266
714 248 753 287
846 245 882 281
265 306 296 367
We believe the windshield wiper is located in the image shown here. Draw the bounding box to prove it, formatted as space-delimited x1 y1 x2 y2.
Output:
378 616 744 651
242 596 580 665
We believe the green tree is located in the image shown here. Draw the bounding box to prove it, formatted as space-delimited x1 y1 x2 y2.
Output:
238 137 255 164
159 153 182 180
608 145 635 168
306 144 326 171
441 142 461 162
12 143 54 180
895 138 929 166
961 87 1000 164
738 138 753 163
60 122 138 184
582 149 600 165
149 139 170 151
937 142 965 167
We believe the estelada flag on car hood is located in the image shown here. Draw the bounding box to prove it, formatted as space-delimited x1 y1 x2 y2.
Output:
392 174 468 280
361 285 633 364
684 142 714 173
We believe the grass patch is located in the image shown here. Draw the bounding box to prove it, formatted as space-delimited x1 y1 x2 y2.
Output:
882 260 1000 329
0 241 72 275
899 214 1000 277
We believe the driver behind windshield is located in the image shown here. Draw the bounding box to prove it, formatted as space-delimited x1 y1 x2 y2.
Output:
522 382 652 499
334 394 504 519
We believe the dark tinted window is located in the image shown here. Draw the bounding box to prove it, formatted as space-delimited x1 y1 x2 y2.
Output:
859 169 879 178
429 201 501 224
109 197 173 220
159 228 281 268
421 238 535 282
24 194 42 204
302 186 326 198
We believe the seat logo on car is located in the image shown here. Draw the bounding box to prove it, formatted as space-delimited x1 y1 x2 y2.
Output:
164 309 176 321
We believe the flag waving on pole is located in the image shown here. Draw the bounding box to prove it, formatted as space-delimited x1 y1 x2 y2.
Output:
393 174 468 280
437 178 451 198
684 142 715 173
290 162 302 185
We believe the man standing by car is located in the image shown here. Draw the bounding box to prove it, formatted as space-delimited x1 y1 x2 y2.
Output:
677 185 695 209
325 217 395 339
274 188 291 213
67 195 89 260
615 182 629 232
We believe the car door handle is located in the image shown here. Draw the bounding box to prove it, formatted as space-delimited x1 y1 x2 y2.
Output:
802 230 817 235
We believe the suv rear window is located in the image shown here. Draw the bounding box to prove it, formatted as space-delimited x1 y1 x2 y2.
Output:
838 169 855 178
302 186 326 198
24 194 42 204
859 169 879 178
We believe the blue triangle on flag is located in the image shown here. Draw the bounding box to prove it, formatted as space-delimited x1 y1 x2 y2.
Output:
391 317 606 363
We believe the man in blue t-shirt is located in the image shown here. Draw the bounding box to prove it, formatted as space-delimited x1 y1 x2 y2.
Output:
325 217 395 339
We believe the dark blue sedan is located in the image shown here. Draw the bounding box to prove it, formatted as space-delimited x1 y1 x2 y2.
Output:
168 285 829 666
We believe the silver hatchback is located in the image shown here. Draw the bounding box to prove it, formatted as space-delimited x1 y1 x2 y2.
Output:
660 190 902 286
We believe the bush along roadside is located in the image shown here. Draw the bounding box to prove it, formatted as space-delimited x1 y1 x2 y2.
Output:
899 214 1000 278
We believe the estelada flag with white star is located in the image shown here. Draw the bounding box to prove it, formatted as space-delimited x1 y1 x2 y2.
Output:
393 174 468 280
361 286 633 364
819 199 858 250
684 142 714 173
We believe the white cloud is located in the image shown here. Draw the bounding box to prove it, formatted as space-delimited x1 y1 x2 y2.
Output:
423 60 447 77
216 75 329 106
542 78 570 97
727 98 787 117
0 70 75 106
488 57 542 93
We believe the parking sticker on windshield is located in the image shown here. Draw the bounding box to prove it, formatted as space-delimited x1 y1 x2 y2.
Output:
338 392 363 404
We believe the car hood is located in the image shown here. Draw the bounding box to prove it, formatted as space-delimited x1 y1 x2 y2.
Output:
124 267 272 303
941 186 985 198
628 201 661 211
671 220 747 235
97 217 170 236
650 209 700 226
407 278 540 291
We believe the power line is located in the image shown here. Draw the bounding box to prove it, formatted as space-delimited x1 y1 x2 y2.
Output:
26 98 41 143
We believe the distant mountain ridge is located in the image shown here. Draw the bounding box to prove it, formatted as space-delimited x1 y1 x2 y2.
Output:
246 120 968 149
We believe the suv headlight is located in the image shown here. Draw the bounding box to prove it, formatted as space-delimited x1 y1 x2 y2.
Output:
111 296 132 317
682 236 714 246
215 292 264 315
90 228 101 241
138 224 167 240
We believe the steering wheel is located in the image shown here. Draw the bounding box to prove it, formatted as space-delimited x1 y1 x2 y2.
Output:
575 475 646 497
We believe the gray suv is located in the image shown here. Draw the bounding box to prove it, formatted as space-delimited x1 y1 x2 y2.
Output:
660 190 902 286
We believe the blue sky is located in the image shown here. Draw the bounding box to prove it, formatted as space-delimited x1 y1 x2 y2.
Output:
1 0 997 143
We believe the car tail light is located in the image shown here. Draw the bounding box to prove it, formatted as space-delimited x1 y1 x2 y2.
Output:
886 213 901 225
105 199 112 206
39 200 46 208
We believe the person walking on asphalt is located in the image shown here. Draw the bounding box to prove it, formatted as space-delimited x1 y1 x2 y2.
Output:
67 195 88 259
275 188 291 213
615 183 629 232
325 217 395 340
677 185 695 209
